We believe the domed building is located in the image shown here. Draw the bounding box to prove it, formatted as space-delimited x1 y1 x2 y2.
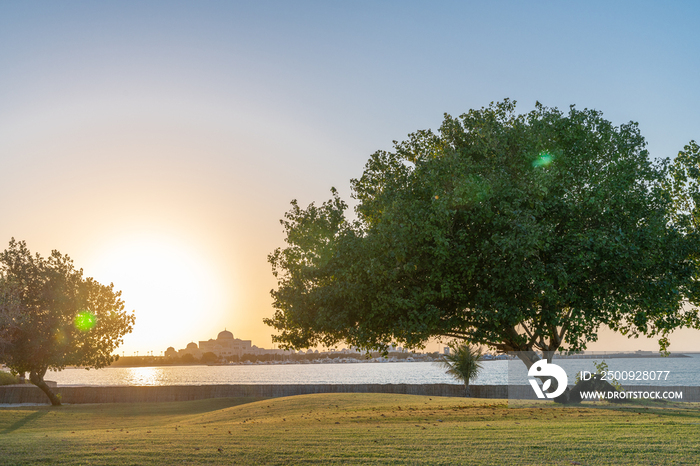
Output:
175 341 203 359
217 330 234 340
164 346 177 358
198 329 252 358
166 329 291 360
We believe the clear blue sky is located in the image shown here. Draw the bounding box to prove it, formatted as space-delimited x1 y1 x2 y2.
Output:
1 1 699 354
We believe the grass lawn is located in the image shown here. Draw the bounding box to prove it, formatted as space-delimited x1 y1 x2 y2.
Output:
1 393 699 465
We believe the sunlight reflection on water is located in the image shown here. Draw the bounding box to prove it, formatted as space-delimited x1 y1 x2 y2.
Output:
49 361 508 386
124 367 163 386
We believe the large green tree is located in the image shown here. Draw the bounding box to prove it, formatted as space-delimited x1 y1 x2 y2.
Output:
266 100 700 368
0 239 135 405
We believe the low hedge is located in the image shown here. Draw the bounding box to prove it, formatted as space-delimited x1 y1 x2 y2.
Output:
0 371 19 385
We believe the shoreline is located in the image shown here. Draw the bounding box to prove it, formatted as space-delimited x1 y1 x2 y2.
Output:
65 352 695 369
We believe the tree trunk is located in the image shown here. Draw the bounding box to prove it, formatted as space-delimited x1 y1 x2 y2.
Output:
542 350 555 363
515 349 565 397
29 369 61 406
464 382 471 397
515 350 541 369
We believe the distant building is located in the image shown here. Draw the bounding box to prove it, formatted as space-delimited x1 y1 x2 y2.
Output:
179 342 203 359
166 329 293 359
199 330 252 358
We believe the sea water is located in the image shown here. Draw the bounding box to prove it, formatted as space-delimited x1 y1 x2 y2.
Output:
46 355 700 387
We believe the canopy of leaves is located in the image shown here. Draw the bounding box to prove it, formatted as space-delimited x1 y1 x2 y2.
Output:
266 100 700 358
0 239 135 377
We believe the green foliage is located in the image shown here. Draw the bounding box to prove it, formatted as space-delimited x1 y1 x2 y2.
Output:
0 370 19 385
181 353 196 364
0 239 135 404
574 360 623 391
0 274 25 356
201 352 219 364
591 360 623 391
266 100 700 360
439 342 483 395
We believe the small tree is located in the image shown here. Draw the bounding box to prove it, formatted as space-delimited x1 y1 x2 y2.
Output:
180 353 196 364
574 360 623 391
201 351 219 364
439 342 483 396
0 239 135 405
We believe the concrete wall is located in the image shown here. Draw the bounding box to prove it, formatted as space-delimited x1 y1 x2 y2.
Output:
0 383 696 404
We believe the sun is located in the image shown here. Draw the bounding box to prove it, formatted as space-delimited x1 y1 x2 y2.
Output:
84 233 227 355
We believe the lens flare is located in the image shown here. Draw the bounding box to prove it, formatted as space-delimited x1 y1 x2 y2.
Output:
75 311 96 331
533 151 554 168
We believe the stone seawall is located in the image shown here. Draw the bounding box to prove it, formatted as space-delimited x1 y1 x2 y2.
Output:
1 384 697 404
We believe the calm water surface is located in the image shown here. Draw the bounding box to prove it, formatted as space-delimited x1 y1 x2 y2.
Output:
47 355 700 387
50 362 499 386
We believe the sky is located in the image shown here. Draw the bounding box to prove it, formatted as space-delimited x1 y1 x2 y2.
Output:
1 1 700 356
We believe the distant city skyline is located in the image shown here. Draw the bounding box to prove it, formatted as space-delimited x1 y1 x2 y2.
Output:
2 1 699 355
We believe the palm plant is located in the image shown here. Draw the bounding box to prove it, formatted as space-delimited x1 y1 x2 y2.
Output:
439 342 483 397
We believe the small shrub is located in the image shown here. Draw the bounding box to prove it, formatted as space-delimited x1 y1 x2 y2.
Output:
575 359 623 391
438 342 483 397
0 371 19 385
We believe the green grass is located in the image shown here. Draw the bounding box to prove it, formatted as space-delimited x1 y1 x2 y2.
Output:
1 394 699 465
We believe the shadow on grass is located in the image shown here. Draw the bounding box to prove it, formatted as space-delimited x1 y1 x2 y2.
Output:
511 398 700 419
59 397 269 419
0 410 48 434
610 399 700 419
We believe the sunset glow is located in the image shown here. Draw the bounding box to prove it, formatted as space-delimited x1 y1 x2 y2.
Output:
84 234 228 355
2 2 700 355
